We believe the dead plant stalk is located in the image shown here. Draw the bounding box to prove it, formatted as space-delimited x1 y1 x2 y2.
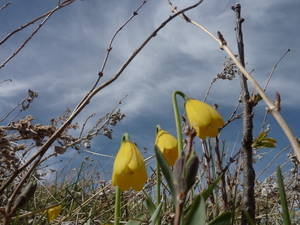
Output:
168 4 300 163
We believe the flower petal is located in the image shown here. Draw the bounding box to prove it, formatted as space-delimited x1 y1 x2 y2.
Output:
204 103 224 127
47 205 62 222
185 99 212 127
128 143 146 172
112 139 147 191
155 130 178 166
202 124 219 138
113 141 132 175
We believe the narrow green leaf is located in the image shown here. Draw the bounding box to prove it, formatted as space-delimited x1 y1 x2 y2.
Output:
126 213 145 225
257 131 267 142
144 191 156 216
85 208 93 225
183 195 206 225
289 210 295 221
148 202 163 225
264 137 277 143
154 145 176 203
276 165 291 225
202 174 222 201
252 132 277 149
208 212 232 225
243 210 255 225
259 140 277 148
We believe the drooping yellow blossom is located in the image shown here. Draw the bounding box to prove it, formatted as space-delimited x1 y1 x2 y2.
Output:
112 136 147 191
46 205 62 222
185 98 224 140
155 129 178 166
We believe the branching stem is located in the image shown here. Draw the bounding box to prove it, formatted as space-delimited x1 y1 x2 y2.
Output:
168 3 300 163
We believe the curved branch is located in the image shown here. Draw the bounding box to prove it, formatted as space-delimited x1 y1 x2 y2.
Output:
168 5 300 162
0 0 203 203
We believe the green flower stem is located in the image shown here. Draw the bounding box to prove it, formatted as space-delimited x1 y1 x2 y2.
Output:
114 186 121 225
155 125 162 225
122 133 131 142
172 91 187 155
114 133 127 225
156 160 161 225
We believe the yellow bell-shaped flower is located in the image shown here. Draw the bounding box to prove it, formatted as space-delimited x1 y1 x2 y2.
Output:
46 205 62 222
112 134 147 191
185 98 224 140
155 126 178 166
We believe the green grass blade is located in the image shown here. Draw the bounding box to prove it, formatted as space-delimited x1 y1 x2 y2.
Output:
208 212 232 225
143 190 156 216
126 213 145 225
276 165 291 225
243 210 255 225
148 202 163 225
202 174 222 201
154 145 176 204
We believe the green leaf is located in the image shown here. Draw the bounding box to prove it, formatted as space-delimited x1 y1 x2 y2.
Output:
144 192 156 216
208 212 232 225
289 210 295 221
126 213 145 225
260 139 277 148
276 165 291 225
243 210 255 225
257 131 267 142
252 132 277 149
148 202 163 225
202 174 222 201
86 207 93 225
154 145 177 204
251 91 262 104
183 195 206 225
182 176 223 225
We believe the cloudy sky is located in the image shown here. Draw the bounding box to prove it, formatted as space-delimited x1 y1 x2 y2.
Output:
1 0 299 182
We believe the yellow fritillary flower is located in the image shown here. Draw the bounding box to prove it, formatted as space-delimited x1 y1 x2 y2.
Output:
155 127 178 166
185 98 224 140
46 205 62 222
112 134 147 191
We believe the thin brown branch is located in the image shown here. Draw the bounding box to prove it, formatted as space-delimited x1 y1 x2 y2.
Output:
263 49 290 91
231 4 255 224
0 91 31 123
221 98 242 131
214 136 229 211
65 95 127 148
73 1 147 114
0 1 11 11
0 0 73 45
0 0 204 211
0 0 75 69
92 0 148 91
255 145 291 182
169 2 300 164
74 0 203 114
0 79 12 84
79 113 95 139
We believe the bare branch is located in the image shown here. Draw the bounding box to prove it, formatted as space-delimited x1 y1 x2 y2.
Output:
0 79 12 84
0 0 75 69
255 145 291 182
0 2 11 11
92 0 148 91
263 49 290 91
0 89 38 123
0 0 203 205
169 2 300 164
231 4 256 224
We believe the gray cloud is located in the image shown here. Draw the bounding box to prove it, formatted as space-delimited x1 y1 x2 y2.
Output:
1 0 299 178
